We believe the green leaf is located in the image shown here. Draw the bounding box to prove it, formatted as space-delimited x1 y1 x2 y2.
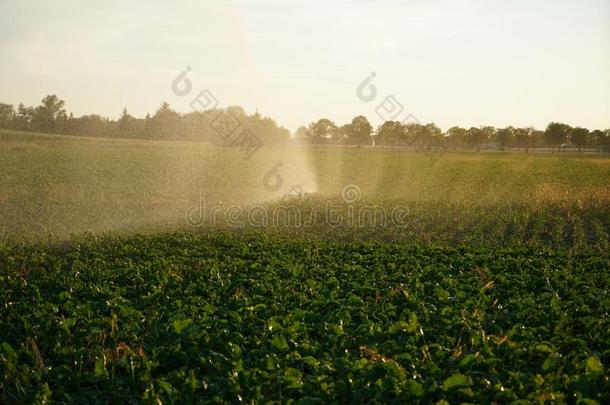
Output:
389 313 418 334
459 354 478 369
408 313 419 333
534 344 553 354
442 373 472 391
172 318 192 334
406 380 424 397
227 342 242 359
1 342 16 359
284 367 303 389
94 357 108 378
585 356 603 375
271 335 289 351
302 356 319 369
268 319 282 332
542 354 561 372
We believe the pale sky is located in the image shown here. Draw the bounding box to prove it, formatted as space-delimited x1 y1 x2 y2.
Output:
1 0 609 132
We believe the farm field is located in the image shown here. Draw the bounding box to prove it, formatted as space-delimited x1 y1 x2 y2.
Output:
1 130 610 402
1 129 609 244
1 233 609 403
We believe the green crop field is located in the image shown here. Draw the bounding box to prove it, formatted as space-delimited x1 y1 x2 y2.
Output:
1 130 609 403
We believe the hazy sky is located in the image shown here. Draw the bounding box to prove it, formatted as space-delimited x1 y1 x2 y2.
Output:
1 0 609 132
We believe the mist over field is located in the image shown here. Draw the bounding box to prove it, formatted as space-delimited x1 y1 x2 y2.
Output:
1 129 609 240
1 1 609 403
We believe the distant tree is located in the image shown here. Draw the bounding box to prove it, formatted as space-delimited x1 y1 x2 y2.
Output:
68 114 113 137
403 123 422 146
496 127 516 150
590 129 607 152
118 107 131 122
466 127 489 150
480 126 497 145
0 103 14 128
296 121 321 143
347 115 372 146
143 113 154 139
32 95 67 133
152 102 181 140
531 130 545 148
570 127 589 152
544 122 571 151
423 123 443 147
333 124 351 144
310 118 337 143
514 127 534 152
244 113 289 145
403 123 443 148
117 108 138 138
465 127 479 149
14 103 34 131
376 121 404 146
446 126 467 148
294 125 312 139
64 112 75 134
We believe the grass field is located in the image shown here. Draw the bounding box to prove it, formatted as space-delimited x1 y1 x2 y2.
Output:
1 130 609 402
1 130 609 243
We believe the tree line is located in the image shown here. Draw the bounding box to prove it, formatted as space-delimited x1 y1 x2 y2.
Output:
296 117 610 152
1 95 609 152
0 95 290 144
